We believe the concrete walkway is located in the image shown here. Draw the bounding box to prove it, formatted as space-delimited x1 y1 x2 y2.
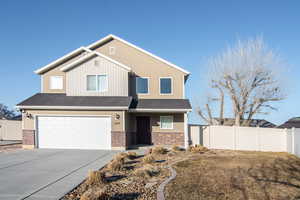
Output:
0 149 118 200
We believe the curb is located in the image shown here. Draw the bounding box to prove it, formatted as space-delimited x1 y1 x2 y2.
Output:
157 158 187 200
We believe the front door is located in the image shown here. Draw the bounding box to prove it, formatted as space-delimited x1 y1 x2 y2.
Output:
136 116 151 145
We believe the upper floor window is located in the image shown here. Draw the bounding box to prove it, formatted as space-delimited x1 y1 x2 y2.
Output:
160 77 172 94
87 75 108 92
136 77 149 94
50 76 63 90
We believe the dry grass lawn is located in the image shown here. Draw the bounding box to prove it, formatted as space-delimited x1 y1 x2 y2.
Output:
165 150 300 200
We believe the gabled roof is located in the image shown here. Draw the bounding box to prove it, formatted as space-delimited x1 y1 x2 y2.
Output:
60 47 131 72
34 47 86 74
278 117 300 128
17 93 132 110
88 34 190 75
34 34 190 75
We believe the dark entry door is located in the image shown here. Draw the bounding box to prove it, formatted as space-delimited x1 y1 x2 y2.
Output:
136 116 151 145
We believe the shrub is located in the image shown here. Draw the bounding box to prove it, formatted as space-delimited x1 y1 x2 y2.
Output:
114 153 127 163
142 154 155 164
133 165 160 178
172 145 182 152
127 151 137 160
86 170 106 186
152 146 168 155
80 186 109 200
107 159 123 171
188 145 209 153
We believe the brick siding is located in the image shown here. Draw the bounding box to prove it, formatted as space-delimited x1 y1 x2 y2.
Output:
23 130 35 145
152 132 184 146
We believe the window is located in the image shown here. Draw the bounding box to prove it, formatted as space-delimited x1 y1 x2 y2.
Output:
160 116 173 129
160 78 172 94
109 46 116 55
50 76 63 90
136 77 149 94
87 75 108 92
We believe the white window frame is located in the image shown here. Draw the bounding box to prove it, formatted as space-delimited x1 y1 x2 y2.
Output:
86 74 108 92
159 77 173 95
160 116 174 129
136 77 149 95
50 76 63 90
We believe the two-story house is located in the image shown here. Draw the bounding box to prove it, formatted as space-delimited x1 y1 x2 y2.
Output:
17 34 192 150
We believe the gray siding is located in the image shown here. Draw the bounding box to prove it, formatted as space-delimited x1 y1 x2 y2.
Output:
66 56 129 96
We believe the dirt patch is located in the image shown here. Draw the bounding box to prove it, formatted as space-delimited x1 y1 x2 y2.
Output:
165 150 300 200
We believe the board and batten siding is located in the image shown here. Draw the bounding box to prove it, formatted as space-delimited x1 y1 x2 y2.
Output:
66 56 129 96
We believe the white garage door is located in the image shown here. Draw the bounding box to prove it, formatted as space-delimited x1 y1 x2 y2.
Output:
37 116 111 150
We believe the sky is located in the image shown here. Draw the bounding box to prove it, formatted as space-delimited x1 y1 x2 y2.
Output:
0 0 299 125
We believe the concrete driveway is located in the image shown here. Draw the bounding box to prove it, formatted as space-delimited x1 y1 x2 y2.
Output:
0 149 118 200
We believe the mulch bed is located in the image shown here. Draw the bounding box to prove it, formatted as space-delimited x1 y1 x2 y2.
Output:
62 149 197 200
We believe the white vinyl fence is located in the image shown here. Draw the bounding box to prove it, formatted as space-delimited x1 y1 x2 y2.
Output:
189 125 300 157
0 119 22 141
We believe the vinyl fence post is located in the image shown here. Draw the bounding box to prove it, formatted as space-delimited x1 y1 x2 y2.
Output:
292 127 295 155
234 126 237 150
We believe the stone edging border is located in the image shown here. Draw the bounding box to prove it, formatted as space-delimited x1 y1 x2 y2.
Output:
157 159 187 200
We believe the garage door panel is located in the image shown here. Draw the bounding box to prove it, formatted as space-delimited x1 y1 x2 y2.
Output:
37 116 111 150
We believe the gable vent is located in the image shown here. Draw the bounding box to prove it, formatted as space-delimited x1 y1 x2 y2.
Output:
109 46 116 55
94 60 99 66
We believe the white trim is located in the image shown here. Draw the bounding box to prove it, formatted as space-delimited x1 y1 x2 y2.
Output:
129 108 191 113
49 76 63 90
184 113 188 148
136 77 150 95
160 116 174 129
82 47 131 71
122 111 125 132
34 47 85 74
87 34 190 75
182 75 185 98
60 51 97 72
159 77 173 95
86 74 108 92
16 106 128 110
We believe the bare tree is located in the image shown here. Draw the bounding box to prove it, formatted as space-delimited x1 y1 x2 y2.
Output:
0 104 16 119
196 85 225 125
198 37 285 126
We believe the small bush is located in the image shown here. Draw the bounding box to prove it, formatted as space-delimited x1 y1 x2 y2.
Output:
127 151 137 160
142 154 155 164
86 171 106 186
80 186 109 200
133 165 160 178
152 146 168 155
107 159 123 171
172 145 182 152
114 153 127 163
188 145 209 153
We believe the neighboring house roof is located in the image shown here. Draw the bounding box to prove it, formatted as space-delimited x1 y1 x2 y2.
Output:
129 99 192 112
10 115 22 121
213 118 276 128
34 34 190 75
16 93 132 110
278 117 300 128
